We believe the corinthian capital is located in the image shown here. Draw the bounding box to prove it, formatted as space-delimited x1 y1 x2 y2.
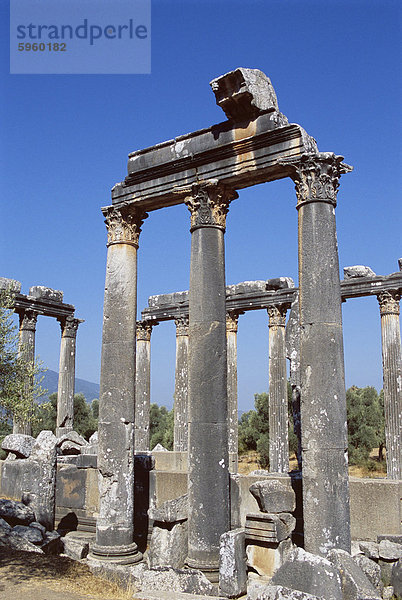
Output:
102 204 148 247
378 290 400 316
280 153 353 207
184 180 238 232
19 310 38 331
59 315 81 338
267 304 288 327
226 311 239 333
136 320 156 342
175 316 189 336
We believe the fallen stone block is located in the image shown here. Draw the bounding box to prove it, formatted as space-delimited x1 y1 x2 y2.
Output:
13 524 43 545
0 517 12 532
249 479 296 513
353 555 383 594
270 547 342 600
382 586 394 600
247 584 324 600
139 567 216 596
60 440 82 455
328 548 381 600
343 266 376 279
359 542 379 560
41 530 62 555
379 540 402 561
391 559 402 599
149 521 188 569
30 521 47 535
246 538 292 578
219 528 247 598
57 431 88 448
245 513 295 544
0 528 44 553
62 531 91 560
1 433 35 458
265 277 295 291
148 494 188 523
378 535 402 545
0 498 35 526
31 430 58 461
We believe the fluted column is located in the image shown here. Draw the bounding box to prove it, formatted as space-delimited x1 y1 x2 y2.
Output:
14 310 38 435
284 152 353 556
56 315 81 437
226 310 239 473
377 290 402 479
267 303 289 473
185 181 237 582
90 204 147 565
174 315 189 452
135 320 156 452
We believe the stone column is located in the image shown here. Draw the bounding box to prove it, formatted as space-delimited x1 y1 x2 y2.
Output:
226 310 239 473
285 293 302 470
185 181 238 581
56 315 81 437
267 303 289 473
285 152 353 556
377 290 402 480
174 315 189 452
90 204 147 565
135 320 155 452
13 310 38 435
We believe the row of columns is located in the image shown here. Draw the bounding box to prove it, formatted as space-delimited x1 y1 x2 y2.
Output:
13 310 81 437
93 152 400 575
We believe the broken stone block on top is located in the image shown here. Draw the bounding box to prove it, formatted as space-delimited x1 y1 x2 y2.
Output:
343 265 376 279
29 286 63 302
249 478 296 513
1 433 35 458
148 494 188 523
265 277 295 291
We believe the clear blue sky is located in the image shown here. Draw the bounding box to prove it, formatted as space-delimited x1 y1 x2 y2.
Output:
1 0 401 411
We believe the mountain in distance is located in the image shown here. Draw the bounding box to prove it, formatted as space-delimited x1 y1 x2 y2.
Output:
38 369 100 403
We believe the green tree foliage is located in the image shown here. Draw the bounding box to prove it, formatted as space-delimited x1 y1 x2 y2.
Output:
0 288 46 429
33 393 98 440
149 403 174 450
346 385 384 466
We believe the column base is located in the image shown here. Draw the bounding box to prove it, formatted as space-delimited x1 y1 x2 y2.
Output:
88 542 143 565
185 557 219 583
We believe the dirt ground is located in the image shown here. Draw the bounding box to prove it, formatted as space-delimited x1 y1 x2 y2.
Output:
0 549 137 600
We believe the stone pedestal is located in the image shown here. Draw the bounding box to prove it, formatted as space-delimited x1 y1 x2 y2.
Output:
285 152 353 556
56 316 81 438
226 311 239 473
185 181 237 581
14 310 38 435
267 304 289 473
377 291 402 480
90 205 147 565
135 320 155 452
174 316 189 452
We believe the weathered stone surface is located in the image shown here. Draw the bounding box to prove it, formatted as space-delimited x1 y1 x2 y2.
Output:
1 433 35 458
359 542 379 560
249 470 271 476
148 494 188 523
12 524 43 544
378 535 402 545
249 479 296 513
391 559 402 598
139 567 216 596
63 531 91 560
226 281 266 296
382 586 394 600
153 443 168 452
270 548 342 600
41 530 62 555
265 277 295 291
210 68 279 122
0 277 21 292
0 498 35 526
327 548 381 600
379 540 402 560
219 528 247 598
0 528 44 553
57 431 87 447
246 538 293 578
353 555 383 594
89 431 98 445
149 521 188 569
350 541 363 557
30 521 47 535
29 285 63 302
0 517 11 531
60 440 82 455
31 430 58 460
343 266 376 279
245 513 296 544
247 584 324 600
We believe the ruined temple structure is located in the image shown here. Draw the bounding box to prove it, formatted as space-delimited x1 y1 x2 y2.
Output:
0 278 84 436
91 67 401 583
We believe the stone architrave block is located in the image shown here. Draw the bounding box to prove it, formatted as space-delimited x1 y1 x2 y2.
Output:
343 266 376 279
219 528 247 598
148 494 188 523
379 540 402 561
265 277 295 291
270 547 343 600
12 524 43 545
353 555 383 594
247 584 324 600
391 559 402 599
0 498 35 526
249 479 296 514
245 513 296 544
226 281 266 297
327 548 381 600
139 566 216 596
1 434 35 458
148 521 188 569
29 286 63 302
246 538 293 578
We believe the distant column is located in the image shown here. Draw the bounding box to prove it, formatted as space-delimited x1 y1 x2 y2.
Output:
56 315 81 437
185 181 237 582
174 315 189 452
285 152 352 556
267 303 289 473
226 310 239 473
377 290 402 480
135 319 155 452
14 310 38 435
90 204 147 565
285 292 302 469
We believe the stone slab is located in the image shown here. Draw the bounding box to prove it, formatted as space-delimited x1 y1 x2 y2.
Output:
136 592 228 600
29 286 63 302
